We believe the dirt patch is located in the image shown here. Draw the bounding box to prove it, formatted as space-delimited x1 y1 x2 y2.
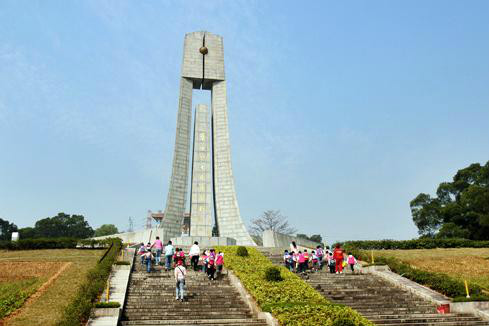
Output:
0 262 63 282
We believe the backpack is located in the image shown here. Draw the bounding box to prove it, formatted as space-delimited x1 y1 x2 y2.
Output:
207 255 215 266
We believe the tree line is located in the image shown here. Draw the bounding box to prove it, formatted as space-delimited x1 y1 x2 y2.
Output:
0 212 119 240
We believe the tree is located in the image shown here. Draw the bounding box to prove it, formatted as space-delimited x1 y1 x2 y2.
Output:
34 212 94 239
0 218 18 241
410 161 489 240
18 227 37 239
296 233 322 243
94 224 119 237
309 234 323 243
249 210 297 239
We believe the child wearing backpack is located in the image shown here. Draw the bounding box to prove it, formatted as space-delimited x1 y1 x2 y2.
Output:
327 252 335 274
138 242 146 265
283 250 293 271
311 251 319 272
143 249 154 273
216 252 224 278
206 249 216 280
316 245 324 270
347 253 357 273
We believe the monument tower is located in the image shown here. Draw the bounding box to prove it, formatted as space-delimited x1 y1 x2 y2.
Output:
162 31 255 246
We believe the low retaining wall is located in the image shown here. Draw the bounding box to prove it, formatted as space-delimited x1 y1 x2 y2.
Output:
262 229 321 250
171 236 236 247
88 248 135 326
362 265 489 320
227 269 279 326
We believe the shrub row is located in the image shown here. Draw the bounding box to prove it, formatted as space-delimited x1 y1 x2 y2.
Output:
343 238 489 250
216 246 373 326
0 237 118 250
94 301 120 308
344 246 489 302
55 239 122 326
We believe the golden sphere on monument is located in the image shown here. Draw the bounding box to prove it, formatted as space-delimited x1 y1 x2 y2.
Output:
199 46 208 55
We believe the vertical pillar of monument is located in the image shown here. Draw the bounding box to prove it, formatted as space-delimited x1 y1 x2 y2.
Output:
162 77 193 241
212 80 256 246
189 104 213 237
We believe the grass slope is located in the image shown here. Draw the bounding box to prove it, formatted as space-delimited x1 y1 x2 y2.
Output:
371 248 489 292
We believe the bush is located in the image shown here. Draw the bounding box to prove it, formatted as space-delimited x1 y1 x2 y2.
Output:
265 266 283 282
236 246 249 257
332 318 357 326
215 246 373 326
94 302 120 308
342 239 489 250
55 239 122 326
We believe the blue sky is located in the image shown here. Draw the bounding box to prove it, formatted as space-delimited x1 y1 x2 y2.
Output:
1 1 488 243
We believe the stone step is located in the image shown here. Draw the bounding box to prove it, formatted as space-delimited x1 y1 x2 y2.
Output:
124 307 250 313
125 299 243 305
122 313 252 320
370 315 484 323
356 308 437 315
124 304 246 310
120 318 267 326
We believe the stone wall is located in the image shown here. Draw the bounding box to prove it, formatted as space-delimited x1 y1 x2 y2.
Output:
92 228 165 245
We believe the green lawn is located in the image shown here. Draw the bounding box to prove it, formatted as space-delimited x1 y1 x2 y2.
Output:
0 249 103 326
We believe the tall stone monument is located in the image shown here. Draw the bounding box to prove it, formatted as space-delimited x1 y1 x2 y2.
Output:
190 104 212 238
162 31 255 246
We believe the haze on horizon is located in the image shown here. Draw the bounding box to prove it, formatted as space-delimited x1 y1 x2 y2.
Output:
1 1 488 243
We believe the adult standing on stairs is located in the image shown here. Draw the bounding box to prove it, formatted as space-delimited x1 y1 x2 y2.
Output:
151 236 163 266
189 241 200 271
174 260 187 302
164 240 175 271
333 244 345 274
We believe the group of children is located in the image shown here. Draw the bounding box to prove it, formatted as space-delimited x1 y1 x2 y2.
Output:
137 240 225 301
137 240 224 280
284 242 357 275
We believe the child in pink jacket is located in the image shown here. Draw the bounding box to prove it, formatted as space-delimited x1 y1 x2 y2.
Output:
347 253 357 273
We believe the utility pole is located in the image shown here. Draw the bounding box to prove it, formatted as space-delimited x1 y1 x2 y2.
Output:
146 210 153 229
128 216 134 232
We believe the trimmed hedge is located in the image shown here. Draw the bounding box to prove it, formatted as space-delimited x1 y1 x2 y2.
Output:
0 238 78 250
0 238 117 250
343 246 489 302
343 239 489 250
216 246 373 326
55 239 122 326
94 301 120 308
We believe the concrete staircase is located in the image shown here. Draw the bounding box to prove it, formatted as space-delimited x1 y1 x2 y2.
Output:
119 261 267 326
260 250 489 326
